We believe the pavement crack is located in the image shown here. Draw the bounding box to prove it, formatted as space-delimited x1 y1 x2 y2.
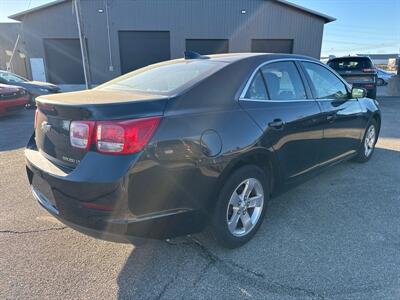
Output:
0 226 67 235
179 236 325 299
154 260 182 300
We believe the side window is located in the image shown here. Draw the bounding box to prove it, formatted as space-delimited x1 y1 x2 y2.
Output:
245 70 268 100
302 62 349 100
260 62 307 100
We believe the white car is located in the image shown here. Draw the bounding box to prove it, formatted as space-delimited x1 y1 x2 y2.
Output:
377 68 394 85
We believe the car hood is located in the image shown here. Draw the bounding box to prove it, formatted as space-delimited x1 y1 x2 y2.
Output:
19 81 60 90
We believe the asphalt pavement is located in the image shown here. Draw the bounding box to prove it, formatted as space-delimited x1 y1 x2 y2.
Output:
1 97 399 299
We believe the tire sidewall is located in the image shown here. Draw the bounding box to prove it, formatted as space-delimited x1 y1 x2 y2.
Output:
357 120 378 162
211 165 269 248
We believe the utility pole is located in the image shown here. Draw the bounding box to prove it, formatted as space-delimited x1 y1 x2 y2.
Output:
7 34 20 72
73 0 91 89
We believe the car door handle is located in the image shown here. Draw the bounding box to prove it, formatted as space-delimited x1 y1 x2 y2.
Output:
268 119 285 130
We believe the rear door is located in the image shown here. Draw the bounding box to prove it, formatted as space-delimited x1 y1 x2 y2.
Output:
239 61 323 180
300 61 365 163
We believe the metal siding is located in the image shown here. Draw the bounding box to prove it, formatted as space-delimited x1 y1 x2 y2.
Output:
18 1 78 82
19 0 326 84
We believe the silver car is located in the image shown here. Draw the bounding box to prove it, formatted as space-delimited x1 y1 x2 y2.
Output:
377 68 394 85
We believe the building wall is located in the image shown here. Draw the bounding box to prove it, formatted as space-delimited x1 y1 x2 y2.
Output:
0 23 28 78
18 0 326 84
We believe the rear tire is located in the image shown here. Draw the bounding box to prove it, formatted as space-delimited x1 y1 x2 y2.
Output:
354 120 378 163
210 165 269 248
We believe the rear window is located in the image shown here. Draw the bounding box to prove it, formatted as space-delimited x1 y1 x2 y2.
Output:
96 60 226 95
328 57 373 71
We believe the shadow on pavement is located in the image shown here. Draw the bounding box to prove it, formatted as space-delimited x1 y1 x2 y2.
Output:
0 110 34 152
116 147 400 299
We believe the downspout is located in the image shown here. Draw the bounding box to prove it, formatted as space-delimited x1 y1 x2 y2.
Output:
104 0 114 72
73 0 92 89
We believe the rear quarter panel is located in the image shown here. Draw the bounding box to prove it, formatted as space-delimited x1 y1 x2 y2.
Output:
128 58 270 215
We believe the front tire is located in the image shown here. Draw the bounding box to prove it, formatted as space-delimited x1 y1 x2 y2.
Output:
210 165 269 248
355 120 378 163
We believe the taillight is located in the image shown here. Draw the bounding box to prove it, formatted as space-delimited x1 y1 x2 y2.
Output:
69 117 161 155
70 121 95 151
362 68 376 73
95 117 160 154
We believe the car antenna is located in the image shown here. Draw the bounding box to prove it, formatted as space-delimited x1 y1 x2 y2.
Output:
184 51 210 60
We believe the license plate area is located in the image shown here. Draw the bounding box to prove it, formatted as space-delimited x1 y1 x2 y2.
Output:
344 76 373 83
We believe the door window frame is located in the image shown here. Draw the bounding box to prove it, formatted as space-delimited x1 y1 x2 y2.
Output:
297 61 352 101
239 58 351 102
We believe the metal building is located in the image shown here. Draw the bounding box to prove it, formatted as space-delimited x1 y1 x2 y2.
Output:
0 23 29 78
9 0 335 85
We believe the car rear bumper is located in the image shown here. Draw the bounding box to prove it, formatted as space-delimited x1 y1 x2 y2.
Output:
25 136 206 241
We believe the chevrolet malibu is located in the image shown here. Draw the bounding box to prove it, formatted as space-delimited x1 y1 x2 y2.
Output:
26 53 381 248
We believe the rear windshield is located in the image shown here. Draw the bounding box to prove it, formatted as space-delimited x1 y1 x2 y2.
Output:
328 57 373 71
96 60 226 95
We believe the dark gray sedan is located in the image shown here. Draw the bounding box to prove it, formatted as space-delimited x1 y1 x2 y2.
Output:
0 70 60 107
26 53 380 248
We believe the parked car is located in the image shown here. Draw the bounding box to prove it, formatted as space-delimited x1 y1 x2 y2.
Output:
327 56 377 99
0 70 60 107
0 84 29 116
26 53 381 248
377 68 394 85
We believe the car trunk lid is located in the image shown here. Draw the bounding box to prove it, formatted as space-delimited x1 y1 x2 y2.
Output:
35 89 168 169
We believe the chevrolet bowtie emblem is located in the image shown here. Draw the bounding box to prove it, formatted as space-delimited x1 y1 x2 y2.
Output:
41 121 52 133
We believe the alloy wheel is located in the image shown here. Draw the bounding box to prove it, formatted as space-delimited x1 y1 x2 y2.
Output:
226 178 264 237
364 125 376 157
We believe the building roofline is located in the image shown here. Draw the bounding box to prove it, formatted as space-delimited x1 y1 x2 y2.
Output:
275 0 336 23
9 0 336 23
8 0 67 21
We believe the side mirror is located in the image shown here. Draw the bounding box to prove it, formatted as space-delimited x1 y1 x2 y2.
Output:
351 87 367 98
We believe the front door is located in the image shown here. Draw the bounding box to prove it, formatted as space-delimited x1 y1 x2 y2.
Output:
240 61 324 180
300 61 365 164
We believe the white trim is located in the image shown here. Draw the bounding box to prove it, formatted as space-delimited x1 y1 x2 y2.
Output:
275 0 336 23
9 0 335 23
8 0 67 20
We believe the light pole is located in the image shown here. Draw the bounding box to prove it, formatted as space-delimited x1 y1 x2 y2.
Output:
73 0 91 89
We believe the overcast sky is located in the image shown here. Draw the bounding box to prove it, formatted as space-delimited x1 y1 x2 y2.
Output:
1 0 399 57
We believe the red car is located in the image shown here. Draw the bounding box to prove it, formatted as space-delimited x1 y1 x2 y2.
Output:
0 84 29 116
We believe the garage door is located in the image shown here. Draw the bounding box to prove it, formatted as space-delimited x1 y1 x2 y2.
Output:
186 39 229 55
251 39 293 54
119 31 170 74
43 39 85 84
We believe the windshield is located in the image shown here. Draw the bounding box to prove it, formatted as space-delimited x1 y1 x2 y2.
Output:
96 60 226 95
0 71 27 83
328 57 373 71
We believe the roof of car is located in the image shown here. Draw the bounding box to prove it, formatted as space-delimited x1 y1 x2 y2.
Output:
328 56 371 61
198 53 320 63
